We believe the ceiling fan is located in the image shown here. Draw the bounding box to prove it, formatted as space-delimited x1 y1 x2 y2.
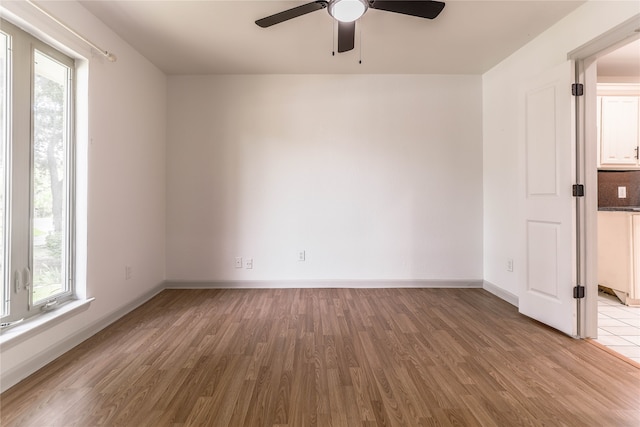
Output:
255 0 445 53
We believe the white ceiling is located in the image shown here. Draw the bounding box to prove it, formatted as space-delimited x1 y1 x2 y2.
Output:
79 0 587 75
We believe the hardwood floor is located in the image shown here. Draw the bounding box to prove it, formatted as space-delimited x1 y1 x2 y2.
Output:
1 288 639 426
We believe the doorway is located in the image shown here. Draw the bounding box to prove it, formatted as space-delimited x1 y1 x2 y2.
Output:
591 39 640 363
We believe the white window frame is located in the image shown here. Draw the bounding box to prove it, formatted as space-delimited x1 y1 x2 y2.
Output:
0 27 10 318
1 18 76 325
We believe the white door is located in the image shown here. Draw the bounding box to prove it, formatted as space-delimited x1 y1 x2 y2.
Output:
519 61 577 337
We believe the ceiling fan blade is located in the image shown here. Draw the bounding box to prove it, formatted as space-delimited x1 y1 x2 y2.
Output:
370 0 445 19
337 21 356 53
255 1 328 28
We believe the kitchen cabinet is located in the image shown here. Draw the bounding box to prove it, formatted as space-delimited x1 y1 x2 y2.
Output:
598 211 640 306
597 94 640 169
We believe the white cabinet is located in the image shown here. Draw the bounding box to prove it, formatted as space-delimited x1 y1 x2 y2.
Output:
597 94 640 169
598 211 640 306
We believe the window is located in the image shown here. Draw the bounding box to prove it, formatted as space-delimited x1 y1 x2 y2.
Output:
1 19 75 324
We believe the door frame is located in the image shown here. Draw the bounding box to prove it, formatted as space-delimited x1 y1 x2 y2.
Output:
568 14 640 338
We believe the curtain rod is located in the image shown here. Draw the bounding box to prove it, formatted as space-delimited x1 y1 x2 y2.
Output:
25 0 117 62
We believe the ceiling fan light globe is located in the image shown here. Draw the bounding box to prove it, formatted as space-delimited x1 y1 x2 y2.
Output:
329 0 367 23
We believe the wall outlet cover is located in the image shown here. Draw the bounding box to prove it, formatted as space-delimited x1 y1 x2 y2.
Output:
507 258 514 272
618 186 627 199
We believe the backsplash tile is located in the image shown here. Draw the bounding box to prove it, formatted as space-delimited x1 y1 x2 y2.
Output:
598 170 640 207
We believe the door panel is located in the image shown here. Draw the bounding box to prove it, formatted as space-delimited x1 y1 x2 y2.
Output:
526 86 558 196
519 61 576 337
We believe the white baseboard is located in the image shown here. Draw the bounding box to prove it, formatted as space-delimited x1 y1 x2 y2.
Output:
164 279 484 289
1 282 165 393
483 280 519 307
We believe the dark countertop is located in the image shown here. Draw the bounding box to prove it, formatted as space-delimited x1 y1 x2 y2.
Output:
598 206 640 212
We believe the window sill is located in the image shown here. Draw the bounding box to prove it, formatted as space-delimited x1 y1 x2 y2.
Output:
0 298 94 350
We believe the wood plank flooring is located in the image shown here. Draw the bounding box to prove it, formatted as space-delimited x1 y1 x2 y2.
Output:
1 288 639 426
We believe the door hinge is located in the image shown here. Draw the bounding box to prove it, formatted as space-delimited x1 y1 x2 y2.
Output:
573 285 585 299
572 184 585 197
571 83 584 96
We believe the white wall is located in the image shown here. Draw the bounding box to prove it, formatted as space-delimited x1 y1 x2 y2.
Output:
483 2 640 299
167 75 483 283
0 1 166 390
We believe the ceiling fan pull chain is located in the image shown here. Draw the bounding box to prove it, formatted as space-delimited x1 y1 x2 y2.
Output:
358 19 363 64
332 18 336 56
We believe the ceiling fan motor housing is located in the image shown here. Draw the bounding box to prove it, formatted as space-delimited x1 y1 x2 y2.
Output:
328 0 369 23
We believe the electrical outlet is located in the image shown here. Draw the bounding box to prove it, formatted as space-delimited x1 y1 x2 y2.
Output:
507 258 514 272
245 258 253 269
125 266 132 280
235 257 243 268
298 250 305 262
618 186 627 199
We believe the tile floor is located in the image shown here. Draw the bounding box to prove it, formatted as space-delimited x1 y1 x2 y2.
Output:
596 291 640 363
